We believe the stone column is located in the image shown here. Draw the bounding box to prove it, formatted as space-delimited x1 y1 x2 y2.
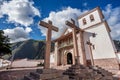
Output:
80 31 87 65
54 42 59 66
65 19 80 65
44 26 52 68
39 20 58 69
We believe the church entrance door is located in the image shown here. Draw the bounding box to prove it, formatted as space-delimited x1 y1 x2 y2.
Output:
67 53 73 64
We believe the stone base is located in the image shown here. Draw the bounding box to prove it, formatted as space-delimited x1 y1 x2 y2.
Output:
94 58 120 70
63 64 116 80
23 69 69 80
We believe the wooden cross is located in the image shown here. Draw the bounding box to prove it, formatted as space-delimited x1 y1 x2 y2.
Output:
86 41 94 65
39 20 58 69
65 19 80 65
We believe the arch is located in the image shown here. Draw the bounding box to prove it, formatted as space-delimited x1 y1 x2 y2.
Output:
67 52 73 64
83 18 87 25
90 14 94 21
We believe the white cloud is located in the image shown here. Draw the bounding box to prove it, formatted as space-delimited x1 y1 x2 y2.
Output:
3 27 32 43
39 7 83 39
25 27 32 33
0 0 40 43
103 4 120 40
0 0 40 27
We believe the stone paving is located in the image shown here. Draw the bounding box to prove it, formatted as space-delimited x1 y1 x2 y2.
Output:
63 64 119 80
0 65 119 80
21 64 120 80
22 68 69 80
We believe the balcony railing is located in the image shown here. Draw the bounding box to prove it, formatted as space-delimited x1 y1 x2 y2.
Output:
58 43 73 50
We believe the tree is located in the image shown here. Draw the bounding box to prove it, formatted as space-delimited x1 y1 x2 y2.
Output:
0 30 11 57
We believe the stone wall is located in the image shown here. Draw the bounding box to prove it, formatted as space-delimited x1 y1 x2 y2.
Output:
94 58 120 70
0 68 36 80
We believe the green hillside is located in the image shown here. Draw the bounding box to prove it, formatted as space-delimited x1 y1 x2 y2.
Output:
3 39 55 60
11 39 46 60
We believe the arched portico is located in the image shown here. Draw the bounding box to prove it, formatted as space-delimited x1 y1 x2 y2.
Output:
67 52 73 64
63 51 74 65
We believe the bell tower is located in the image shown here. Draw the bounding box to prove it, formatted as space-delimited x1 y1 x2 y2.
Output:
78 7 104 29
77 7 119 70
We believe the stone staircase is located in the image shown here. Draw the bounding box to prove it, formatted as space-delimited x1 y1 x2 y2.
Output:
21 65 119 80
22 69 69 80
63 65 118 80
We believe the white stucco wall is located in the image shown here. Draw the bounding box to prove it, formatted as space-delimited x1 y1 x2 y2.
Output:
50 53 55 63
84 23 116 59
117 54 120 58
78 10 102 29
116 52 120 63
83 32 92 60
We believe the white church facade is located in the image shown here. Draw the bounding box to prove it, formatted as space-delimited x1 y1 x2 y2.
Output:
50 7 120 70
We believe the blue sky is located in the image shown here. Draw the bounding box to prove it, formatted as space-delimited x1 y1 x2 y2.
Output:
0 0 120 43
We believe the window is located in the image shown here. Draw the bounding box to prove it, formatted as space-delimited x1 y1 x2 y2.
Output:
90 15 94 22
92 45 95 49
83 18 87 25
92 33 96 37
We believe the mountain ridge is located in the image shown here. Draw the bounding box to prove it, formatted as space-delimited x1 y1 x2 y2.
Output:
3 39 46 60
2 39 120 60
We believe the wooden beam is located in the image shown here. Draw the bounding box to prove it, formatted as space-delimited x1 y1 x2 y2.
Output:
66 21 80 30
65 19 80 65
39 20 59 69
39 21 59 32
65 21 77 28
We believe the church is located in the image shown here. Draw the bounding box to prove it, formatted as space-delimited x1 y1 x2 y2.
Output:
50 7 120 70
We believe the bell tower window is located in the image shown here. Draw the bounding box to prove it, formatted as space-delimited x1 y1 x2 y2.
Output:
83 18 87 25
90 15 94 22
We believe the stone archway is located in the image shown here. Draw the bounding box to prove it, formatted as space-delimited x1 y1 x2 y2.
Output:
67 52 73 64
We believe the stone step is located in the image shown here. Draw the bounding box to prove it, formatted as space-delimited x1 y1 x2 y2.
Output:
64 64 115 80
66 69 88 74
96 70 113 76
91 66 113 76
86 68 94 73
49 75 69 80
94 74 102 80
63 72 76 76
30 70 63 79
102 76 113 80
30 72 40 79
69 65 85 69
21 68 69 80
24 75 35 80
36 68 58 74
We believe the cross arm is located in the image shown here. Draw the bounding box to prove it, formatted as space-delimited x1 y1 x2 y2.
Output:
39 21 59 32
66 20 80 30
65 19 78 28
66 21 76 28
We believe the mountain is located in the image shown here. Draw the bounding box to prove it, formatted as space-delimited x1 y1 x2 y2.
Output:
2 39 120 60
3 39 54 60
